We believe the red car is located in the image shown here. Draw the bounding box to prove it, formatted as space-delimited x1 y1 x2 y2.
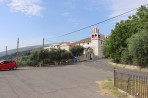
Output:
0 60 17 70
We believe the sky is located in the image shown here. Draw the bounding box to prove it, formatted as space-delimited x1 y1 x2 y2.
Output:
0 0 148 52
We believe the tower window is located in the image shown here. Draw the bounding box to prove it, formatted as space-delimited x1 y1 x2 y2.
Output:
98 35 100 38
95 34 97 37
92 35 94 38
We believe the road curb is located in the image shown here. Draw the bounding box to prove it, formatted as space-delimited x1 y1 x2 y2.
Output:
108 61 148 72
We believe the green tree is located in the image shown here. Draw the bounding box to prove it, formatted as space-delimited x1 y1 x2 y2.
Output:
38 49 49 65
121 49 132 64
48 49 73 65
127 31 148 67
103 5 148 63
30 50 39 65
103 38 112 58
30 49 49 66
30 50 39 61
61 51 73 60
70 45 84 57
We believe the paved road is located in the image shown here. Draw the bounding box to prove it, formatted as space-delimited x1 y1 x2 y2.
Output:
0 62 114 98
83 59 148 77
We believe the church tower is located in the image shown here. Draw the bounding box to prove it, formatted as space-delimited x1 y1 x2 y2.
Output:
91 26 103 59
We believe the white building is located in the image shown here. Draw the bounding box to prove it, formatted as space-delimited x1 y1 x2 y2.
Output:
44 26 105 60
44 43 60 50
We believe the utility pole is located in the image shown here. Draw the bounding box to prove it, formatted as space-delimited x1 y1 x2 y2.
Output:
41 38 45 67
17 38 19 65
6 46 7 60
43 38 45 49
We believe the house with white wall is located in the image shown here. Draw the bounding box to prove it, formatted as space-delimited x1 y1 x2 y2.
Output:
44 26 105 60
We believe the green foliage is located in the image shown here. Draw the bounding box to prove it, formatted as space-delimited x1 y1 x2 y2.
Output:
121 49 132 64
19 56 37 67
19 48 74 66
103 5 148 66
127 31 148 67
48 49 73 64
48 49 64 63
30 50 39 61
103 38 112 58
38 49 49 61
70 45 84 57
48 49 57 62
61 51 73 60
55 49 66 62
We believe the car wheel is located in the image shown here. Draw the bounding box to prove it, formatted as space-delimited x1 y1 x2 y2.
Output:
12 66 17 70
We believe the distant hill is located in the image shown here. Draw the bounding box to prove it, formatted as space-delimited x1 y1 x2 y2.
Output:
0 44 49 58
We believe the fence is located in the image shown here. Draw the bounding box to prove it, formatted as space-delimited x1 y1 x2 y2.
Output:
114 68 148 98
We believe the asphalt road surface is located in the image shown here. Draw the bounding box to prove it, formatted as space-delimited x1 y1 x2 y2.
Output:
0 61 114 98
83 59 148 77
1 59 148 98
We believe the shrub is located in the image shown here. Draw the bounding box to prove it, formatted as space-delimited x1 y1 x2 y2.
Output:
127 31 148 67
70 45 84 57
121 49 132 64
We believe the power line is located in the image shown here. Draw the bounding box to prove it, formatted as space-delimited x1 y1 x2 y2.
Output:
45 4 148 41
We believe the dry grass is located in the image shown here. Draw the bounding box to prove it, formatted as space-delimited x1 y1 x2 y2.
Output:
96 80 129 98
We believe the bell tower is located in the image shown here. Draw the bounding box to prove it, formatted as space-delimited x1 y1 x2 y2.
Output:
91 26 103 59
91 26 100 40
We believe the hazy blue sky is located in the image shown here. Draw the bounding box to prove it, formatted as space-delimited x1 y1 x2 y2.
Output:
0 0 148 52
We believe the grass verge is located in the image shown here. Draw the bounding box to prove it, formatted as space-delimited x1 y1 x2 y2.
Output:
96 80 129 98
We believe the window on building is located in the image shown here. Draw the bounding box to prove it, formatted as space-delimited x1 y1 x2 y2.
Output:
92 35 94 38
87 43 89 45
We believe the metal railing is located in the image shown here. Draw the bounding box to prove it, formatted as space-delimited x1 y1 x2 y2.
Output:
114 68 148 98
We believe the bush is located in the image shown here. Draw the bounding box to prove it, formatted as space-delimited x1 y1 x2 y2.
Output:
48 49 73 65
103 39 112 58
127 31 148 67
19 48 74 66
103 6 148 67
121 49 132 64
70 45 84 57
19 56 38 67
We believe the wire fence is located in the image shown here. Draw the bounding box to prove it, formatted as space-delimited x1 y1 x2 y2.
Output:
114 68 148 98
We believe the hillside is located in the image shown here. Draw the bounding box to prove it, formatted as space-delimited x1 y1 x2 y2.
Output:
0 44 49 58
